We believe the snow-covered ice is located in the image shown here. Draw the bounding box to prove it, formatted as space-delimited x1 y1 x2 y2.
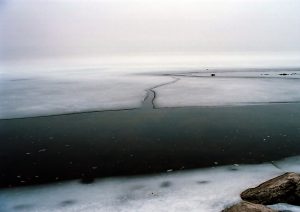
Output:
2 67 300 119
0 156 299 212
155 76 300 108
0 55 300 119
1 55 300 119
0 68 170 119
274 156 300 173
175 69 300 79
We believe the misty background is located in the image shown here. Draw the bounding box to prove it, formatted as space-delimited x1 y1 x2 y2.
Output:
1 0 300 62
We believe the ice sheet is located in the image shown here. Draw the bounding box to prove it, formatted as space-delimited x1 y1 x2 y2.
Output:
155 75 300 107
0 68 170 119
269 203 300 212
177 69 300 79
0 156 299 212
1 59 300 119
274 156 300 173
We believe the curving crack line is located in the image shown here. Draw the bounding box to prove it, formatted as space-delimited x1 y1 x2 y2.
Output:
270 161 285 172
142 76 180 109
1 76 181 120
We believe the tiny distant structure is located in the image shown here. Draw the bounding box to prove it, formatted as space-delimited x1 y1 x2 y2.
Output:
211 73 215 77
279 73 288 76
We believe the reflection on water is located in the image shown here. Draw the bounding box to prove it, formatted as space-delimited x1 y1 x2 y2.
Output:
0 103 300 187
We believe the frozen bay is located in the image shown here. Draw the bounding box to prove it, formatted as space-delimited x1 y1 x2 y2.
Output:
2 0 300 210
1 61 300 119
1 57 300 211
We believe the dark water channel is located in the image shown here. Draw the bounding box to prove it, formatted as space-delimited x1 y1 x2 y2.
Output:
1 103 300 187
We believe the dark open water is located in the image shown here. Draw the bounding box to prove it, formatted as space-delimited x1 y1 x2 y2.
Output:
1 103 300 187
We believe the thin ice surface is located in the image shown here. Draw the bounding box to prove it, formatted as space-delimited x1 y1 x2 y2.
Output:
0 68 169 119
155 71 300 107
176 69 300 79
0 55 300 119
1 156 300 212
273 156 300 173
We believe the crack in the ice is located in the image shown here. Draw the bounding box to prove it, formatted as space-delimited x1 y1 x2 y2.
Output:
270 161 285 172
3 69 300 120
1 76 180 120
142 76 180 109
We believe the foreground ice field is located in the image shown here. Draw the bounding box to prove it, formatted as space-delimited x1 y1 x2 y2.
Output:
1 55 300 119
0 156 299 212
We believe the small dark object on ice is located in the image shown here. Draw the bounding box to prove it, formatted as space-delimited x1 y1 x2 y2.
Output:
211 73 215 77
279 73 288 76
80 177 95 184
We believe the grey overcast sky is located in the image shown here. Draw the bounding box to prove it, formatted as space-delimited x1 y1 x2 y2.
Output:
1 0 300 60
